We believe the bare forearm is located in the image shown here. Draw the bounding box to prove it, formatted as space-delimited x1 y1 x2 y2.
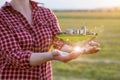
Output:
29 45 72 67
30 52 53 66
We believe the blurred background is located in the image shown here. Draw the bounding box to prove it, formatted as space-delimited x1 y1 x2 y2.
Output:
1 0 120 80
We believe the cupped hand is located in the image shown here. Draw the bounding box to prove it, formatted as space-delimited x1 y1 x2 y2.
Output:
72 38 100 54
51 50 77 63
51 38 100 63
81 41 100 54
67 41 100 60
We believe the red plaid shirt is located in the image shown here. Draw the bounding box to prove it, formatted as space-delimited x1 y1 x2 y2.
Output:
0 1 61 80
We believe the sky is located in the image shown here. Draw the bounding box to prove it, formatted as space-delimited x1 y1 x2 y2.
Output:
0 0 120 10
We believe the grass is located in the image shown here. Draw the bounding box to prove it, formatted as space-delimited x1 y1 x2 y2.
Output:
52 62 120 80
52 11 120 80
56 35 96 42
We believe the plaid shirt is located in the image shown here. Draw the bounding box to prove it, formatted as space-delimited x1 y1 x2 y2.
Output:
0 1 61 80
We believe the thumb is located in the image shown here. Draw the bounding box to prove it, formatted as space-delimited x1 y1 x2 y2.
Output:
52 50 60 57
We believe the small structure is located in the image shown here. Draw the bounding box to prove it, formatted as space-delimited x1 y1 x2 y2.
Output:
66 28 74 35
79 25 87 35
65 25 87 35
64 25 96 35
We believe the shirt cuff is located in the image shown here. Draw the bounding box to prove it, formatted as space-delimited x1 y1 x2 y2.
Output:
19 50 33 69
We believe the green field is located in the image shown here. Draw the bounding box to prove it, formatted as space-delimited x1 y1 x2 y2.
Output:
52 11 120 80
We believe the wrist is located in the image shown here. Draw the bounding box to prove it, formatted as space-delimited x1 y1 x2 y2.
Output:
51 50 61 60
50 52 54 60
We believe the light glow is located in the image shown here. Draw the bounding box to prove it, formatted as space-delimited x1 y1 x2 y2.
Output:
73 46 82 52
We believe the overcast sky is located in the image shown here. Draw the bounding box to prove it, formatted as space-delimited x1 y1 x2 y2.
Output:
0 0 120 10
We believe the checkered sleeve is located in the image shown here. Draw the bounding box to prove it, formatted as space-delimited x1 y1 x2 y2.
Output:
53 37 66 50
0 20 32 69
48 9 61 35
46 9 67 50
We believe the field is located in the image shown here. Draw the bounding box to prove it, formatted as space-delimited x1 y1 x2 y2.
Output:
52 11 120 80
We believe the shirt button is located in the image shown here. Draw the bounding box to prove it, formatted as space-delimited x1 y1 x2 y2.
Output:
32 33 35 36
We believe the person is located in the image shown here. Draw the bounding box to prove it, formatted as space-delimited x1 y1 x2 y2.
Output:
0 0 100 80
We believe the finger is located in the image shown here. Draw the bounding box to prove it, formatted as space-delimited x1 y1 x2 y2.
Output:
90 47 100 53
89 41 100 47
84 46 100 54
62 52 80 62
61 55 73 63
69 51 81 59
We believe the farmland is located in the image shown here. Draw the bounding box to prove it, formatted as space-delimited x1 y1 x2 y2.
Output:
52 10 120 80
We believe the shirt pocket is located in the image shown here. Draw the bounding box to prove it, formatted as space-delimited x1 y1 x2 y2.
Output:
9 25 33 50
